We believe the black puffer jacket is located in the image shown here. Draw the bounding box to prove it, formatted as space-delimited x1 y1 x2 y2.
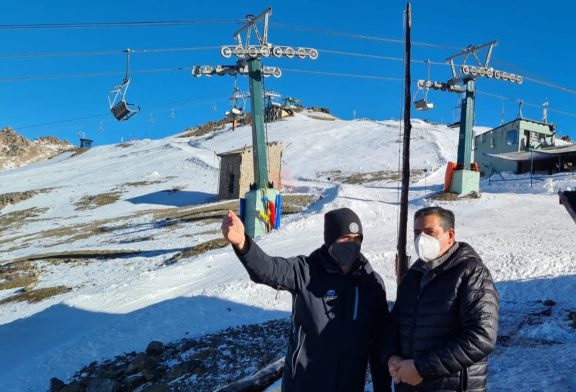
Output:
235 236 393 392
390 242 499 392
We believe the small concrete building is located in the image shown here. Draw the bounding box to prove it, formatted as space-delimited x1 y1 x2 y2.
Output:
217 142 283 199
474 118 556 176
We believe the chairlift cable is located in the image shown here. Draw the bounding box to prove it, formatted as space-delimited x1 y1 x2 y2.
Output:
270 22 461 50
14 95 229 130
0 20 244 30
0 46 222 59
281 68 403 81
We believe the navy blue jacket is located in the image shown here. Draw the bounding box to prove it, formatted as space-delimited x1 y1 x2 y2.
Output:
235 236 393 392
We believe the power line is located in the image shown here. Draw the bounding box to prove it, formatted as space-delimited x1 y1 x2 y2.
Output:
0 46 221 59
0 20 243 30
0 67 193 82
0 18 462 51
476 90 576 119
282 68 402 81
271 22 462 50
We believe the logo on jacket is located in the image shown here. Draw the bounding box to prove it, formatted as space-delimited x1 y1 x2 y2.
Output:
325 289 338 300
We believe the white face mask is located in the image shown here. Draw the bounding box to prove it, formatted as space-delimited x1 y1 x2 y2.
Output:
414 232 442 262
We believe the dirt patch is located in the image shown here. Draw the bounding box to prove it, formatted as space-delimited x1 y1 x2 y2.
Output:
75 191 123 211
0 285 71 305
119 180 166 188
281 194 317 214
0 188 54 210
7 249 146 266
179 118 232 138
164 238 230 265
306 114 336 121
316 170 426 184
0 207 50 234
426 191 481 201
0 261 38 290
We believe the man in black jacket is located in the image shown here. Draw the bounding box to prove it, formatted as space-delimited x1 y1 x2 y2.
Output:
222 207 392 392
387 206 499 392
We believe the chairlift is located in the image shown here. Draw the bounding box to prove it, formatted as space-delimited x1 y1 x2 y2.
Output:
230 77 247 115
414 60 434 112
108 49 140 121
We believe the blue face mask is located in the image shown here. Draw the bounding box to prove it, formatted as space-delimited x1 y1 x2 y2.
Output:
329 242 361 268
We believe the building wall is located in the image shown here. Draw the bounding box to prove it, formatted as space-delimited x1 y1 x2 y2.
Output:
218 142 283 199
474 123 519 175
474 119 555 176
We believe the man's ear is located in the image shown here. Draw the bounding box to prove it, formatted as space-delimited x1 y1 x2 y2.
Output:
448 228 456 244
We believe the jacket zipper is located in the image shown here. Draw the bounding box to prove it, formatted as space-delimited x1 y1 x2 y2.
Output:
409 288 424 357
291 326 305 377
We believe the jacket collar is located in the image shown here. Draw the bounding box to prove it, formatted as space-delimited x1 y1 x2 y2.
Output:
412 241 479 275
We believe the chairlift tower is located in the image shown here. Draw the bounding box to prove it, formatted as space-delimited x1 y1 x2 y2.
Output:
416 41 522 195
192 7 318 237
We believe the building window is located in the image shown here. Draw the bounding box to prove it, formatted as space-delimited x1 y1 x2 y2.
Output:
490 137 495 148
506 130 518 145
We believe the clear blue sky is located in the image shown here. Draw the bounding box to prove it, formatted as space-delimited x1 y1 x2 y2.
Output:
0 0 574 146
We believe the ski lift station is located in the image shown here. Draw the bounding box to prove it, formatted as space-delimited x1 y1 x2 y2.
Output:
474 118 576 176
79 138 93 149
217 141 283 200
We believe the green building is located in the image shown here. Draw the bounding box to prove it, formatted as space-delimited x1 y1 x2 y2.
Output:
474 118 556 176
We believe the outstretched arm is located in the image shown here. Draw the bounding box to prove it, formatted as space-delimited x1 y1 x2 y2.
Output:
222 210 302 293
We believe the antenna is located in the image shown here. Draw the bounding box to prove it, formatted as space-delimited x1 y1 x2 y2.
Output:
168 108 176 120
97 120 104 133
543 99 549 124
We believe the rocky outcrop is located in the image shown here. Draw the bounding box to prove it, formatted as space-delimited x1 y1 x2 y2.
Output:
49 318 291 392
0 127 73 172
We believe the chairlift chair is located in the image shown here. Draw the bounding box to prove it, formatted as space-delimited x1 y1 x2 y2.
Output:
108 49 141 121
414 99 434 111
414 60 434 112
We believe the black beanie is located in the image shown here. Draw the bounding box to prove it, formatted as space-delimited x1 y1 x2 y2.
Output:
324 208 363 247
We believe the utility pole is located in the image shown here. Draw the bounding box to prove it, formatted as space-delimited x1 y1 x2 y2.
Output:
417 41 522 195
397 2 411 286
192 7 318 237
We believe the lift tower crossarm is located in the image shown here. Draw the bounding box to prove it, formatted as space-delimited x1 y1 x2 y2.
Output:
234 7 272 46
446 40 498 81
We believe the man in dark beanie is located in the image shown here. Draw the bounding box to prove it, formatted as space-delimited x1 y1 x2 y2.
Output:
222 207 393 392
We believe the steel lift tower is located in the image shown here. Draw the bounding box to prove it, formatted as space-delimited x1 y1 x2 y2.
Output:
416 41 522 195
192 7 317 236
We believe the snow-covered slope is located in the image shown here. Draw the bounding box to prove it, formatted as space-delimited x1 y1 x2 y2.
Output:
0 112 575 391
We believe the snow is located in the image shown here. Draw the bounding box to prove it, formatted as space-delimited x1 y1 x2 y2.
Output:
1 111 575 391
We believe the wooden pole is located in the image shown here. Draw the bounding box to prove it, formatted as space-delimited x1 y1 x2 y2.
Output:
396 2 412 286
